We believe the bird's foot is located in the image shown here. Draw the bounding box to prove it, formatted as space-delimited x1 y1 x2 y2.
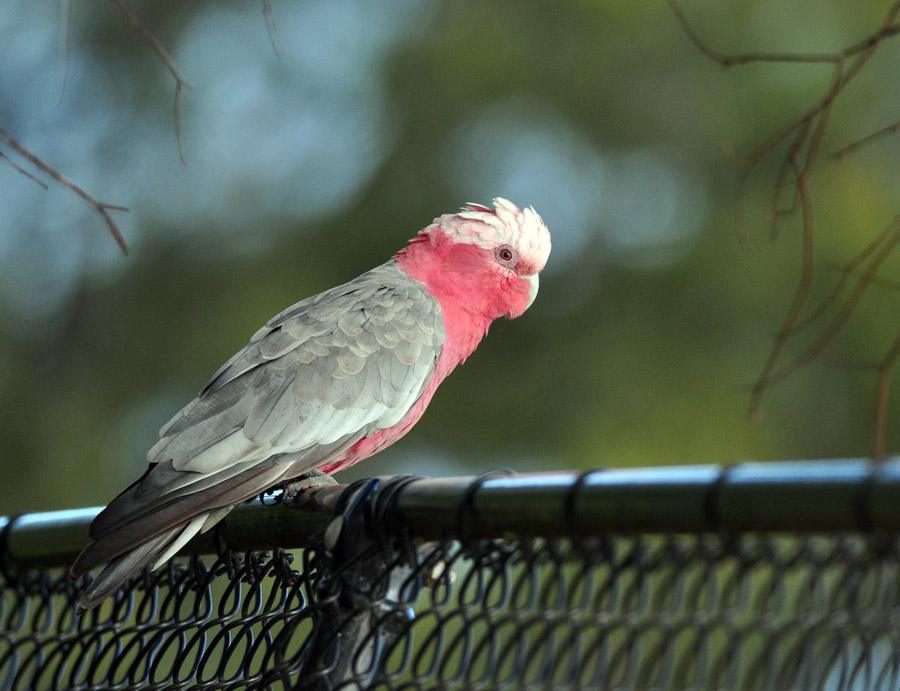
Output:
282 469 338 502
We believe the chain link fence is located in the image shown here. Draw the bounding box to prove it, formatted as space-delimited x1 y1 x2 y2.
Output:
2 461 899 689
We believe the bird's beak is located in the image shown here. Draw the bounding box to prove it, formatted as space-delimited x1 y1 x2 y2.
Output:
525 274 539 309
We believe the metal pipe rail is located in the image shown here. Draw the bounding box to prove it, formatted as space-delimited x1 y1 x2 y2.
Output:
2 458 899 568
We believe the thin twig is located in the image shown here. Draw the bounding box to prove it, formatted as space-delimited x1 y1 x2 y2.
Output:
0 151 49 190
793 221 896 334
827 263 900 292
833 116 900 159
112 0 191 165
771 216 900 385
673 0 899 226
874 329 900 461
57 0 71 104
750 155 815 416
822 357 880 372
0 127 129 254
668 1 840 66
769 121 810 240
672 0 900 426
840 21 900 57
733 38 881 195
262 0 281 57
801 89 834 173
671 0 900 64
769 159 798 240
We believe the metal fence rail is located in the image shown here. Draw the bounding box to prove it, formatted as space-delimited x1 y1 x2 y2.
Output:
1 459 899 689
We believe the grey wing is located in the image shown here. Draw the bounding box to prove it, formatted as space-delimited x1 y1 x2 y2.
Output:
153 261 444 471
80 261 444 561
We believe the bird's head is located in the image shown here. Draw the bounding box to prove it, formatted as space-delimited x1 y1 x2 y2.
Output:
397 198 551 321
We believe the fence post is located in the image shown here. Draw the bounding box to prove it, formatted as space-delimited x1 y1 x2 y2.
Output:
299 482 418 689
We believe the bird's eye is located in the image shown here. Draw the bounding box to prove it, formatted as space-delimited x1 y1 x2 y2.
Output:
495 244 517 267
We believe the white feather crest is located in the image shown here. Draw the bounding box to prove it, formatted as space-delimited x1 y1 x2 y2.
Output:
431 197 551 273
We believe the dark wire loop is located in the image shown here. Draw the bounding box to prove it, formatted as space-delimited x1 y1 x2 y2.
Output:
330 476 424 558
370 474 425 527
308 475 426 685
335 478 380 518
704 463 733 532
564 469 602 536
0 513 23 586
324 478 382 573
211 517 243 580
455 469 515 544
370 475 425 566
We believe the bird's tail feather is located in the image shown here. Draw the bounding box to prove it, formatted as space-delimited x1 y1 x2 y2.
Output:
72 463 291 611
77 509 219 611
150 513 209 570
73 455 326 610
76 526 180 611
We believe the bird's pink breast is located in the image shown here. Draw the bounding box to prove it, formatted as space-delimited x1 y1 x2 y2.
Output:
318 240 495 475
316 323 475 474
317 374 441 474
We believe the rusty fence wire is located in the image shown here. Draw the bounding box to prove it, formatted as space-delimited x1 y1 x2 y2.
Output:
1 460 899 690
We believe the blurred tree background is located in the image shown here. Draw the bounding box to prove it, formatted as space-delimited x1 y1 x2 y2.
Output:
1 0 898 514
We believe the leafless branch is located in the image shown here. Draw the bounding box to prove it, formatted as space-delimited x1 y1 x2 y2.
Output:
768 120 810 240
262 0 281 57
769 157 799 240
750 154 814 416
111 0 191 165
668 1 842 66
672 1 900 456
670 1 900 65
874 329 900 461
794 220 898 332
822 357 881 373
772 217 900 384
0 152 49 190
833 116 900 159
672 0 899 223
0 127 128 254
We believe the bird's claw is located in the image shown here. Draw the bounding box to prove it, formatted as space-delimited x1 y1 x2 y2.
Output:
282 469 338 502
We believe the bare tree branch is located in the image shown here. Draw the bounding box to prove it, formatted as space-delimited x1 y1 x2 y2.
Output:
795 220 898 332
768 216 900 387
750 154 815 416
57 0 71 104
833 116 900 159
262 0 281 57
0 127 129 254
672 0 900 233
670 1 900 65
874 329 900 461
668 2 842 66
671 1 900 457
0 152 49 190
111 0 191 165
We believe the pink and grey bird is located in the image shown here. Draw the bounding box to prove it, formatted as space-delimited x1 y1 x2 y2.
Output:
71 198 551 608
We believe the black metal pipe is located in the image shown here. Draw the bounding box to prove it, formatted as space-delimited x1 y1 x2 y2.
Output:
1 458 898 568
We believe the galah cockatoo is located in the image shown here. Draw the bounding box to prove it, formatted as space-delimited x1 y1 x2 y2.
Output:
71 198 551 608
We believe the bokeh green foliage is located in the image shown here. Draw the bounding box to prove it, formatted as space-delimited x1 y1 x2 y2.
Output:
1 0 898 514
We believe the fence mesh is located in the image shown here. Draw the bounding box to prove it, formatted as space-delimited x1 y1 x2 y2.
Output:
2 471 899 689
